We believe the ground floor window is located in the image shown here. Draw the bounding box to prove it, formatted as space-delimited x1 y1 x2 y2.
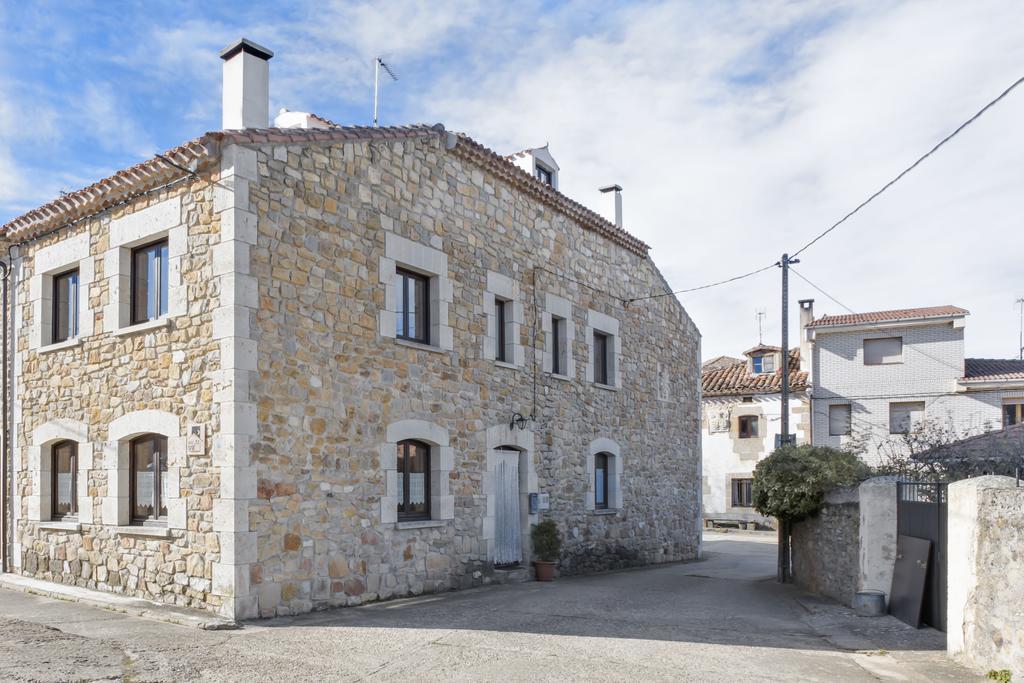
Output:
131 434 168 524
397 440 430 521
51 440 77 519
594 452 610 510
731 478 754 507
1004 401 1023 427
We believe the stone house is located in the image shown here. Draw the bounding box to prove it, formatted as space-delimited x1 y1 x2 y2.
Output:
804 302 1024 465
0 39 701 620
700 346 809 528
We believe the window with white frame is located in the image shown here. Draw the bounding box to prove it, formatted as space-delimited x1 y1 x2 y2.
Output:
379 233 453 351
484 271 523 366
104 196 186 332
829 404 852 436
751 353 775 374
864 337 903 365
29 232 94 351
587 310 620 388
889 401 925 435
27 419 93 525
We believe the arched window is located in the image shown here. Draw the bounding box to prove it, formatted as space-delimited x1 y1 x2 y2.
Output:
397 440 430 521
51 440 78 519
131 434 168 524
594 452 610 510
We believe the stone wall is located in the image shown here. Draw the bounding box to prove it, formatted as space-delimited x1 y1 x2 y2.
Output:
11 178 229 613
790 486 860 606
948 476 1024 678
243 133 702 616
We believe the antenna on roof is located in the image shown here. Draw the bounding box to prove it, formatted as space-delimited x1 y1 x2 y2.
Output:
373 57 398 127
756 309 767 345
1016 297 1024 360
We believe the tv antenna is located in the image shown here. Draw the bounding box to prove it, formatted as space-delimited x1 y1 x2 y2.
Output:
1016 297 1024 360
373 57 398 127
756 309 767 345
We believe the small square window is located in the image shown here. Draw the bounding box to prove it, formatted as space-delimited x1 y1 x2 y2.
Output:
535 165 553 186
829 404 852 436
731 479 753 507
864 337 903 365
752 354 775 374
1002 401 1023 427
889 401 925 435
738 415 759 439
52 269 79 344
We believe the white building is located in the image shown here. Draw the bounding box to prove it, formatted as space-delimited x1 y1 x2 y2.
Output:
804 302 1024 465
701 346 809 528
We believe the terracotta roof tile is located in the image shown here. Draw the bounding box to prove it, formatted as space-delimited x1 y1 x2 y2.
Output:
806 305 968 329
701 349 807 397
2 124 650 256
963 358 1024 382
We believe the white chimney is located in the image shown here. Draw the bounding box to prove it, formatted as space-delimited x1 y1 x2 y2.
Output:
220 38 273 130
799 299 814 374
599 184 623 227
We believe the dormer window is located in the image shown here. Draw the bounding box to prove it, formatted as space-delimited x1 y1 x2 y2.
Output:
535 164 554 186
752 354 775 374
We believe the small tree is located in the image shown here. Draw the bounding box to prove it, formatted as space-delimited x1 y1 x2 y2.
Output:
530 520 562 562
753 444 871 581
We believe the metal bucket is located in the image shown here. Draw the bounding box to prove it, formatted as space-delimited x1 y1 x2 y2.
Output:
853 590 887 616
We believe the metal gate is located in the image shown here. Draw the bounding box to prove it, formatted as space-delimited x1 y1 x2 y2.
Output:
494 450 522 566
896 482 947 631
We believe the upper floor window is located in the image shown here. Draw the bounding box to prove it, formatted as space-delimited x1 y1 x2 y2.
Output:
396 268 430 344
593 331 610 385
52 269 80 344
738 415 759 439
594 452 609 510
864 337 903 365
751 354 775 374
397 440 430 521
495 298 509 362
550 315 566 376
131 240 168 324
131 434 168 525
731 478 753 507
1003 400 1023 427
889 401 925 435
535 164 553 186
51 440 78 519
829 404 852 436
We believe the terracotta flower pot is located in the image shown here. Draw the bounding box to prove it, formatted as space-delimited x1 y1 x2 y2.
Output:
533 560 557 581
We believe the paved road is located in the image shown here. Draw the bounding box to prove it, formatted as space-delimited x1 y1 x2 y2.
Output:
0 532 978 681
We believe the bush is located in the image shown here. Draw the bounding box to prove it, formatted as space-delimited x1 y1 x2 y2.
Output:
530 520 562 562
753 444 871 522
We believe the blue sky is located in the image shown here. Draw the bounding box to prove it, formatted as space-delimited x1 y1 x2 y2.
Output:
3 1 1023 358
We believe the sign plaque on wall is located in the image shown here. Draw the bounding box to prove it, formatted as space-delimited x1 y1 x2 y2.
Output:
186 424 206 456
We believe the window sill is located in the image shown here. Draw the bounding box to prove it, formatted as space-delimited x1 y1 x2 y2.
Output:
395 519 447 530
395 338 447 355
494 360 520 371
114 317 170 337
593 382 619 392
114 525 171 538
547 372 572 382
37 520 82 532
38 338 83 354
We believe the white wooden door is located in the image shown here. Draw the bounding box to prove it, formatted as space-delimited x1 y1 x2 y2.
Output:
494 449 522 565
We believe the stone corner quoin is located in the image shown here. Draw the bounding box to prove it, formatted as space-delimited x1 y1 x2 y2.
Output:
6 131 702 620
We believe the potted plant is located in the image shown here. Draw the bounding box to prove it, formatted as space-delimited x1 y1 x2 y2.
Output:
530 519 562 581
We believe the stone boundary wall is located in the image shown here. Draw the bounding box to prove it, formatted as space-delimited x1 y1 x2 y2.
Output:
948 476 1024 678
790 486 860 606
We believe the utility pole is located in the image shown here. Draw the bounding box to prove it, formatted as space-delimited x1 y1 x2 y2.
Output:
1017 297 1024 360
777 253 798 584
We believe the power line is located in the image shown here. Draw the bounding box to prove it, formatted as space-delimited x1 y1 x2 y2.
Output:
789 267 854 314
791 74 1024 258
625 261 777 304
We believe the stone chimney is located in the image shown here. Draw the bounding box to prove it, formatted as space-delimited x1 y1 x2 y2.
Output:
599 184 623 228
220 38 273 130
798 299 814 374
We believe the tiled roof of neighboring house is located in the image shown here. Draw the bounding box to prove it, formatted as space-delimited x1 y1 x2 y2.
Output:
701 355 743 372
806 305 968 329
701 349 807 397
914 423 1024 479
963 358 1024 382
2 123 650 256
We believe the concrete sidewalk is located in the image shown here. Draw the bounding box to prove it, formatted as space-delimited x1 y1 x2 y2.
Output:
0 533 978 681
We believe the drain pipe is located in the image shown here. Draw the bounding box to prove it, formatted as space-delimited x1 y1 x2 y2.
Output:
0 255 9 573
